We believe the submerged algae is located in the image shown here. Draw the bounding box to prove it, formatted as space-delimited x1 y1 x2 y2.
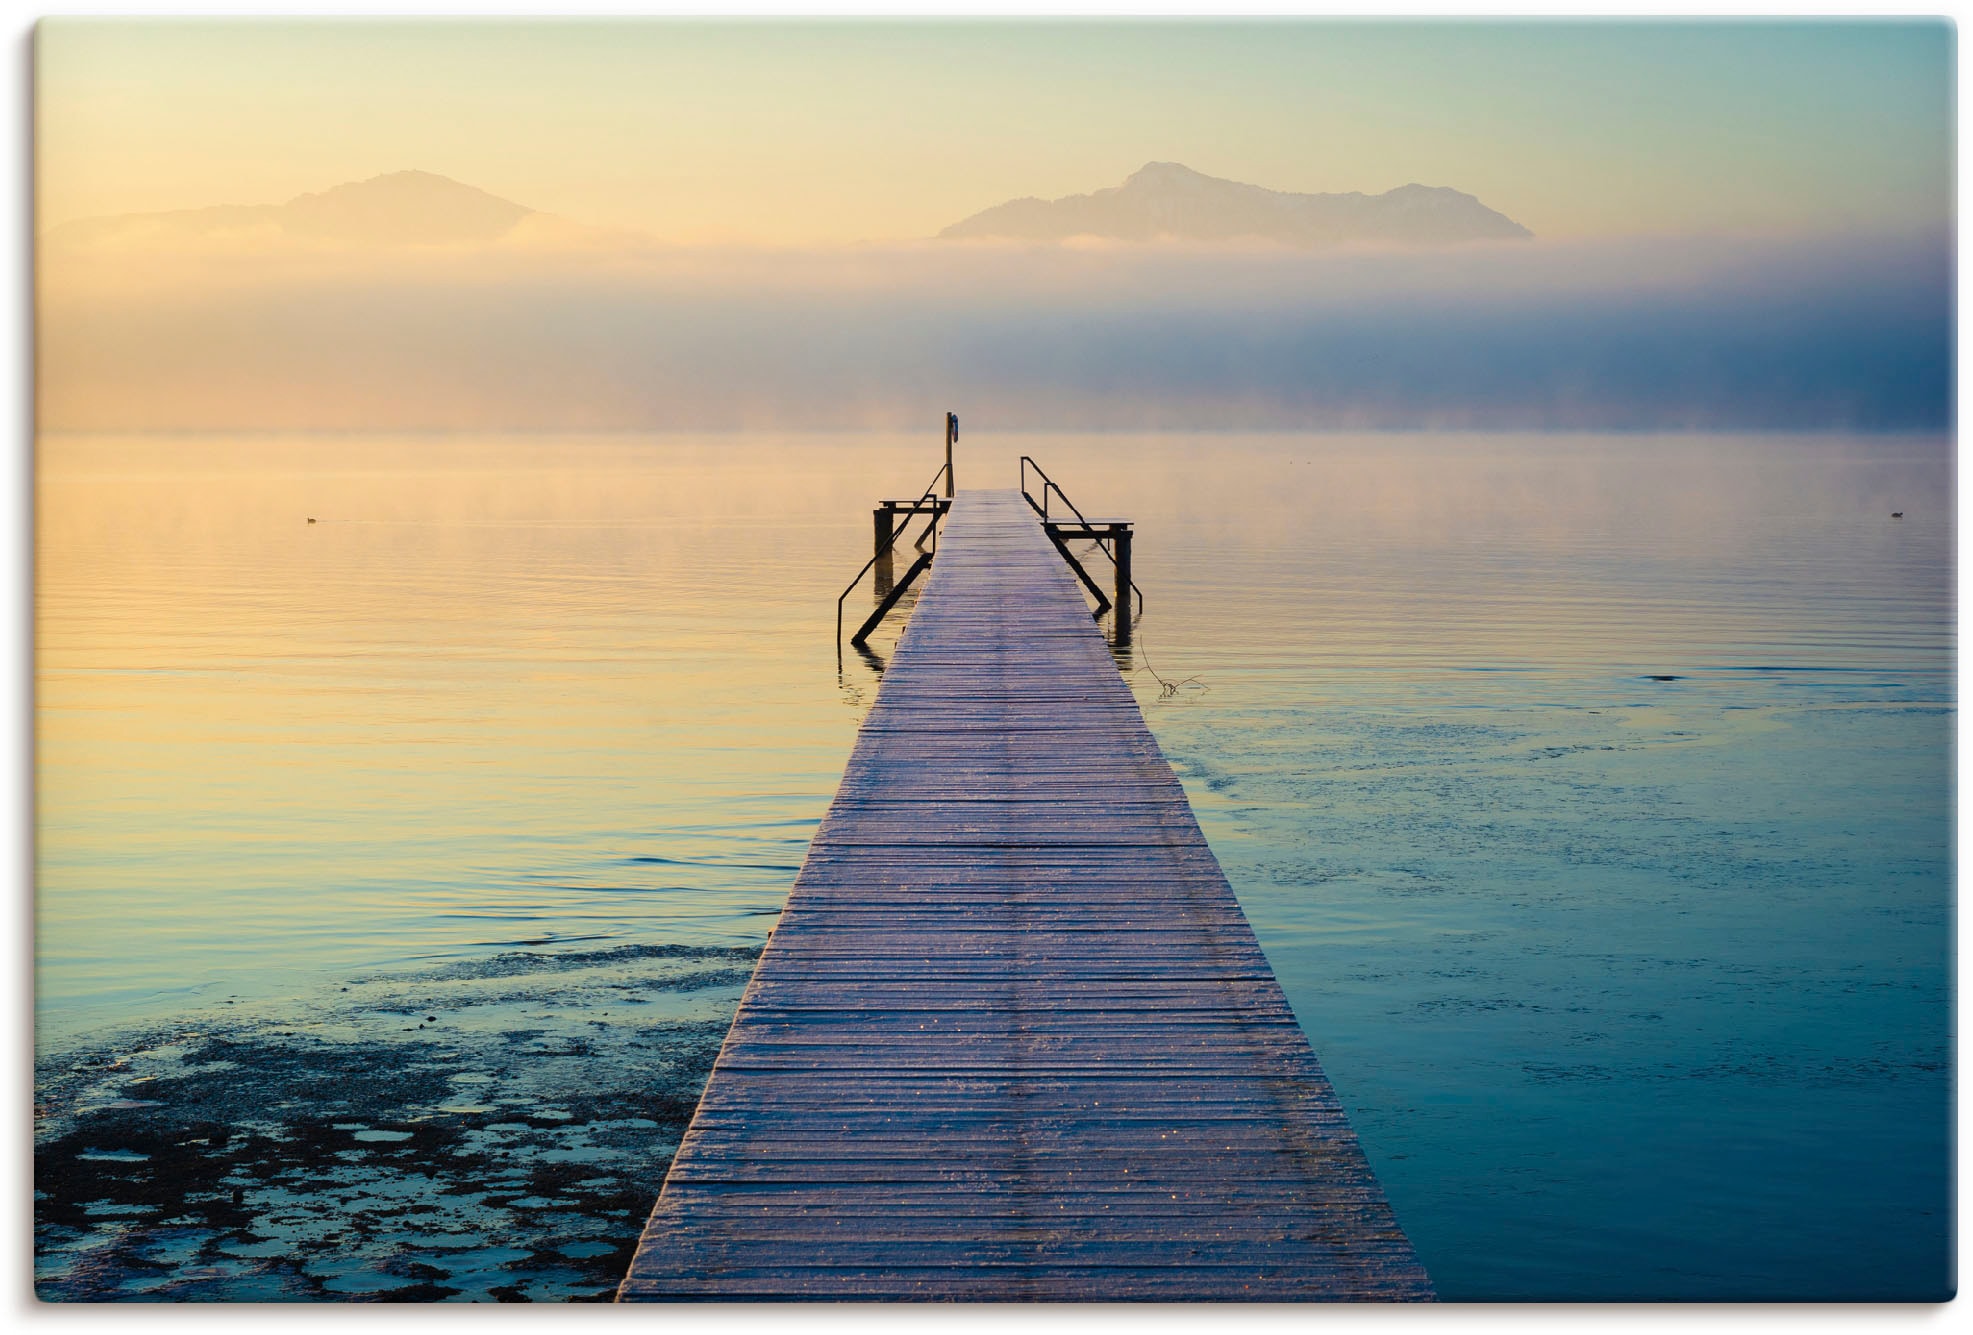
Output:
35 942 758 1302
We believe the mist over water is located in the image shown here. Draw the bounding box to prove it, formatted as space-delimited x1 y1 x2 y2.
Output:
36 431 1951 1299
39 232 1951 433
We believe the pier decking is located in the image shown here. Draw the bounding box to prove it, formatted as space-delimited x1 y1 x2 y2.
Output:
618 489 1431 1301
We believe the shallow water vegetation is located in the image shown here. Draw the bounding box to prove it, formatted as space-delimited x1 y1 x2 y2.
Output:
35 943 756 1301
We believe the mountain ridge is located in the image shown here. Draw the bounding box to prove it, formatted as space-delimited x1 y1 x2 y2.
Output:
941 162 1531 246
46 171 536 248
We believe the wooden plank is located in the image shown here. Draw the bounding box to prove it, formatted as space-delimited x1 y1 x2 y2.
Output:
619 489 1431 1302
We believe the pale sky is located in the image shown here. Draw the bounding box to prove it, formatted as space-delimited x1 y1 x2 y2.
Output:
37 18 1953 245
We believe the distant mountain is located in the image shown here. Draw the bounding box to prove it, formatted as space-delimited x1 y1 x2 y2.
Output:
46 171 535 249
941 162 1531 246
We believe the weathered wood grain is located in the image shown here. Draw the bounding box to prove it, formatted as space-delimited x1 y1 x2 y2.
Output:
618 489 1431 1302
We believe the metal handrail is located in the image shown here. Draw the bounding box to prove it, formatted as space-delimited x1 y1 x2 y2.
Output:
1018 456 1145 616
836 460 950 647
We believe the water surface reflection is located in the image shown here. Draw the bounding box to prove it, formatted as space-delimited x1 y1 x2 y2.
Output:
37 431 1952 1299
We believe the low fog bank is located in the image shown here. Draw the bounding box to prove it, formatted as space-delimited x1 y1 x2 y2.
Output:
38 232 1950 432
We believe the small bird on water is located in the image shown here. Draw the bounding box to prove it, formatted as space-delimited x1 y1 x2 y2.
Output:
307 517 317 524
1892 511 1904 519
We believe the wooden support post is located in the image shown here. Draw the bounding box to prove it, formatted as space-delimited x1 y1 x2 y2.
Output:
873 507 894 596
1113 527 1133 645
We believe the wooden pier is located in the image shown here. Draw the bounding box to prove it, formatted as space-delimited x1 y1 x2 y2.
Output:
618 489 1432 1301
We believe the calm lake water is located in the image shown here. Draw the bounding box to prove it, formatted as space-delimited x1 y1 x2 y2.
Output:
37 431 1952 1300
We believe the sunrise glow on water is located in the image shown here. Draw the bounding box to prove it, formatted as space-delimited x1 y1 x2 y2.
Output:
36 430 1950 1298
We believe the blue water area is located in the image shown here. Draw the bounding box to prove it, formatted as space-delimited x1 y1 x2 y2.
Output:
1080 432 1955 1301
36 431 1952 1300
1169 695 1949 1300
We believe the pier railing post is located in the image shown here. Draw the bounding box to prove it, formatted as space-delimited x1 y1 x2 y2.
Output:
945 412 958 498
